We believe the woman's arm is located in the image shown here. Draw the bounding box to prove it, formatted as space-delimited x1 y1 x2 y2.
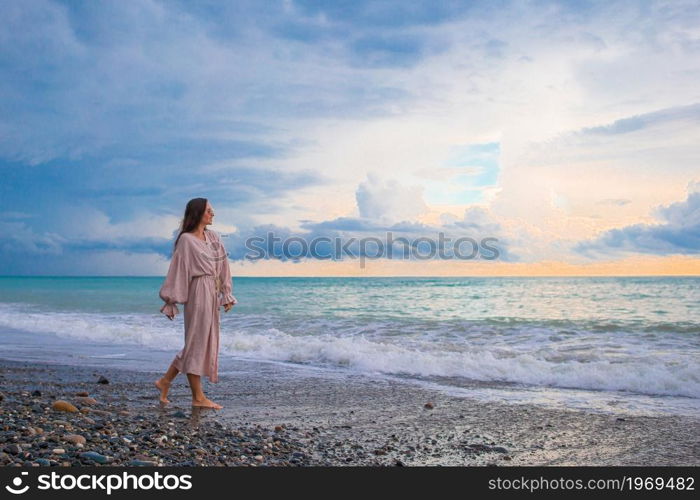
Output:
159 236 192 319
216 233 237 309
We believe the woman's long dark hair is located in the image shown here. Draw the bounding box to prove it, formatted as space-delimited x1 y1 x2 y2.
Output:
173 197 208 254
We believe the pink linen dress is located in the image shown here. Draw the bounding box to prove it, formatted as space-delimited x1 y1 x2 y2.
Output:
158 229 237 383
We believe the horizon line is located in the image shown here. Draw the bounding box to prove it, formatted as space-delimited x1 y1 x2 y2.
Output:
1 274 699 279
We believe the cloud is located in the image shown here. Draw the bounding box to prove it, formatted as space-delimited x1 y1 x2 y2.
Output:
275 0 477 30
490 101 700 248
2 0 700 274
579 103 700 136
574 185 700 257
2 0 447 166
0 220 66 256
0 206 179 263
355 173 428 223
216 175 518 264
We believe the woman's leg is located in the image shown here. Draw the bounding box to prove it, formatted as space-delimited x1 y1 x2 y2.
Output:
187 373 223 409
154 362 179 404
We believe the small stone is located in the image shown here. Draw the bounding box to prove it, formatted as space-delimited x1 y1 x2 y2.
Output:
76 391 89 397
97 376 109 384
52 448 66 455
75 397 98 406
35 458 51 466
80 451 111 464
52 400 78 413
129 459 157 466
63 434 86 445
424 402 434 409
254 455 263 462
274 425 283 432
171 411 187 419
5 444 22 455
32 390 42 397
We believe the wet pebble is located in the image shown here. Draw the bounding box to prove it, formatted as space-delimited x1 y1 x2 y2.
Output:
52 401 78 413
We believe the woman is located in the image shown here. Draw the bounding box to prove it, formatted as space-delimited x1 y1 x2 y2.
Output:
155 198 237 409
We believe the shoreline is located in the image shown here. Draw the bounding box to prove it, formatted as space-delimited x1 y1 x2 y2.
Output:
1 357 698 466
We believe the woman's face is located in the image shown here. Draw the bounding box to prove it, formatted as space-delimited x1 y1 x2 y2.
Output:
202 202 215 226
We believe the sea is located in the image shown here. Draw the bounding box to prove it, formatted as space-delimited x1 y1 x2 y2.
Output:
0 276 698 417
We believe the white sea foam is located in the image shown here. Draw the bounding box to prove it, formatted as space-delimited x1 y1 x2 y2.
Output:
0 303 183 352
216 328 700 399
0 303 698 399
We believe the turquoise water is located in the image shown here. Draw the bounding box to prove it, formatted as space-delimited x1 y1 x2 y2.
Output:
1 276 698 415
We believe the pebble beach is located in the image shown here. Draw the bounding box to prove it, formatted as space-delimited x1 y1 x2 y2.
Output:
1 357 698 467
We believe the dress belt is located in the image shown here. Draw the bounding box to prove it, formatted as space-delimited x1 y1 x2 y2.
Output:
193 274 222 293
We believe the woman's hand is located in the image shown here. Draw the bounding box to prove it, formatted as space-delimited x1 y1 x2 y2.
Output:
160 303 177 320
223 302 235 312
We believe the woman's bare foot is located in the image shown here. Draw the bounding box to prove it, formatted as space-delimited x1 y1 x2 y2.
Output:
154 378 171 404
192 397 223 409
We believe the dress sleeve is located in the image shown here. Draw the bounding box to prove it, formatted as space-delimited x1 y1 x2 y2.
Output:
159 235 192 317
216 233 237 307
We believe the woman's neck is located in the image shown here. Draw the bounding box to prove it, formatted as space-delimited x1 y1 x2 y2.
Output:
192 226 207 239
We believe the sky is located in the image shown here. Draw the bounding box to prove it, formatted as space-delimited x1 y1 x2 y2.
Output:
0 0 698 276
